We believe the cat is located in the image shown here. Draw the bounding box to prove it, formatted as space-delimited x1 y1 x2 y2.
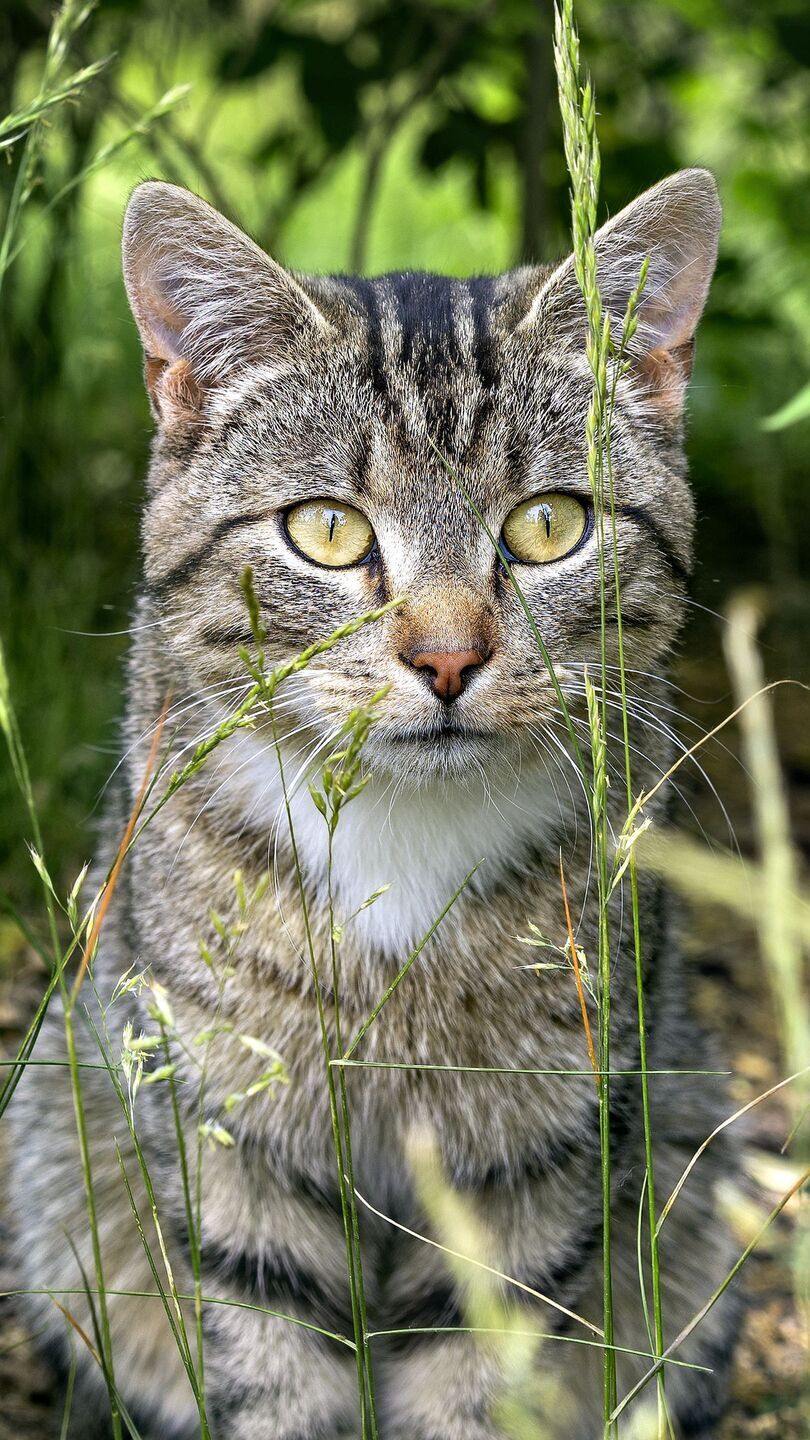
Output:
10 168 741 1439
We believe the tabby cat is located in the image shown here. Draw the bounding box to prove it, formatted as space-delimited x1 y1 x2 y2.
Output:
12 169 740 1439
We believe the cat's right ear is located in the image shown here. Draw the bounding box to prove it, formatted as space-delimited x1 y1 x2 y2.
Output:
123 182 332 426
520 169 721 421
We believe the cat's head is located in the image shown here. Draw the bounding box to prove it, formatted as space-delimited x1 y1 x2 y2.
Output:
123 171 719 781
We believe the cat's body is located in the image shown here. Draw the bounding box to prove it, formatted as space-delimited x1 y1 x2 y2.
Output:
11 171 740 1438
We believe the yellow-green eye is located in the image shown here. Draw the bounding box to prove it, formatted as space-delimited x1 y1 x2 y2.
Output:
284 500 375 568
501 493 588 564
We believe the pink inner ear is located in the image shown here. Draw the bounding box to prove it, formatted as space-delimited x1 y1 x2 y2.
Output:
138 262 189 364
634 340 695 420
146 356 205 425
638 285 704 357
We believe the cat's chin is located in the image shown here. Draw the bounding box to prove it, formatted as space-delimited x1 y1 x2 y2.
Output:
365 726 512 782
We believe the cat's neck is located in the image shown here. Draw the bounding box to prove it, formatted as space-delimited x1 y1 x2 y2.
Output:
200 725 572 956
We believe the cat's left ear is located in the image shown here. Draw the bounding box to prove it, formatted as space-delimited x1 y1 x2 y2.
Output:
522 168 721 418
123 182 333 426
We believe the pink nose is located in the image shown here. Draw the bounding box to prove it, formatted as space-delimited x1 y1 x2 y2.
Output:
408 649 488 702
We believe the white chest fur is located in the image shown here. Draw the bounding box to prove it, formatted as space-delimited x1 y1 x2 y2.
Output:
209 727 567 957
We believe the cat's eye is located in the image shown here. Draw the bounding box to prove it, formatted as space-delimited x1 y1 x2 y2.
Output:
284 500 375 568
501 493 588 564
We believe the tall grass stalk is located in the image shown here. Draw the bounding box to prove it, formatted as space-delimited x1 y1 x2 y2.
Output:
600 265 671 1435
141 590 406 1435
270 712 376 1437
553 1 667 1430
553 0 619 1417
0 0 108 293
722 599 810 1111
59 996 122 1437
315 698 391 1435
0 640 123 1430
723 596 810 1344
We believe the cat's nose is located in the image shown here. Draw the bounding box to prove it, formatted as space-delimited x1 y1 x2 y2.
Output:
407 648 489 703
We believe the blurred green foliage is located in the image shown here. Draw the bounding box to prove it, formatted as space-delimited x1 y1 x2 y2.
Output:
1 0 809 907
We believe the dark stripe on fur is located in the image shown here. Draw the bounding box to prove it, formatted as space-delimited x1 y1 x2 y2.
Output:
199 1240 354 1340
390 271 462 453
524 1220 603 1337
380 1281 464 1352
453 1111 597 1190
619 505 690 584
468 276 498 393
145 512 271 597
338 276 389 399
199 623 255 648
389 271 460 370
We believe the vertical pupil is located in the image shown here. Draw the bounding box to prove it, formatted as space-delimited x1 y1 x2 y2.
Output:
540 503 552 539
327 511 338 543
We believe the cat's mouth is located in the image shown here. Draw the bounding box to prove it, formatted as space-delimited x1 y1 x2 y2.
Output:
366 718 505 778
386 721 493 743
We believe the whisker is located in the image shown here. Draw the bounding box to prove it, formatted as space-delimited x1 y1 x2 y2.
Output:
562 680 742 856
540 725 597 931
91 676 256 813
525 726 580 851
55 604 199 638
267 722 347 967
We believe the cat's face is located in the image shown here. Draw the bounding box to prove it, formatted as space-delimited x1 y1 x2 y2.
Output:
125 173 719 781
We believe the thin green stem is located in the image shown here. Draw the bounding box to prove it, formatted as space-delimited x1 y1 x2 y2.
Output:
342 861 482 1060
4 1286 356 1348
114 1145 194 1370
0 0 103 295
59 1338 78 1440
268 704 375 1439
163 1029 209 1433
327 837 379 1437
364 1326 710 1370
62 1004 122 1438
332 1061 722 1077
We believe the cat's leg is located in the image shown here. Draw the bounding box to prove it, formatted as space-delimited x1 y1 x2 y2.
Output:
536 1128 742 1440
202 1306 360 1440
193 1143 364 1440
9 1000 199 1440
379 1133 740 1440
379 1331 516 1440
377 1153 606 1440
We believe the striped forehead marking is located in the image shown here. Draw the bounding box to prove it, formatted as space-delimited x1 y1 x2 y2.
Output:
337 271 501 459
